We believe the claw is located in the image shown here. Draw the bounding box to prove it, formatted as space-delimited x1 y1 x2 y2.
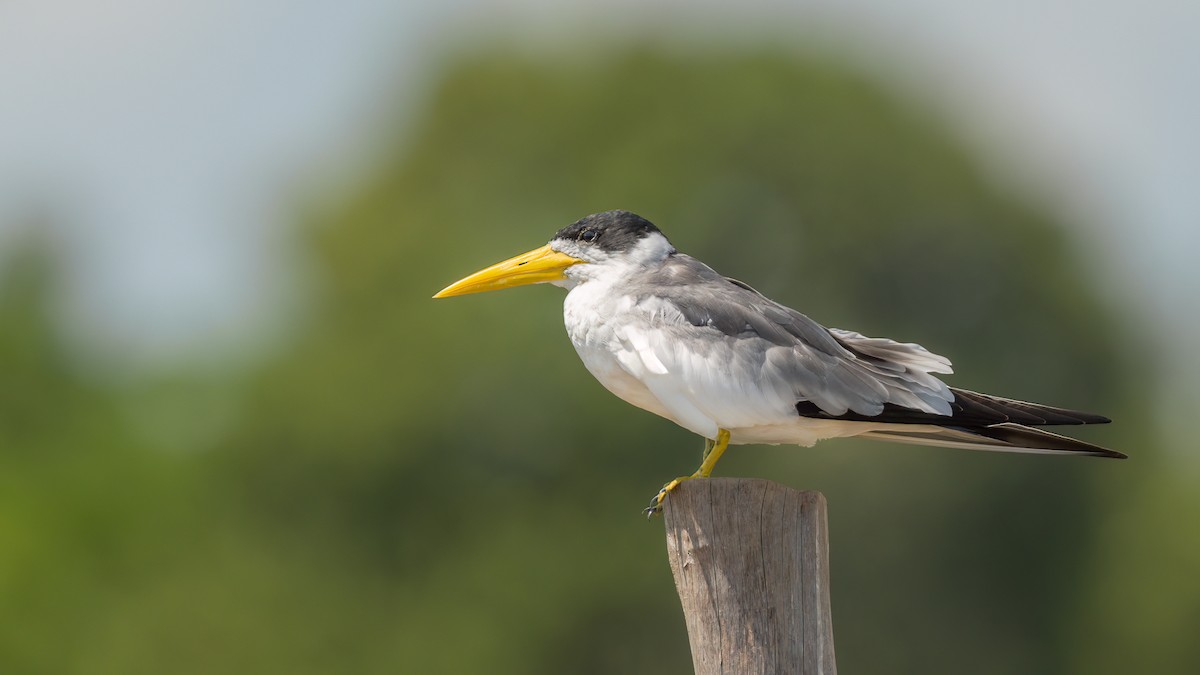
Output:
644 488 668 518
644 477 684 518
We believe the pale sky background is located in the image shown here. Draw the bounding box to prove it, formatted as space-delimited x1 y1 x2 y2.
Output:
0 1 1196 443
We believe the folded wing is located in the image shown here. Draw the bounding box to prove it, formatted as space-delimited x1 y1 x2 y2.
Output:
622 255 1121 458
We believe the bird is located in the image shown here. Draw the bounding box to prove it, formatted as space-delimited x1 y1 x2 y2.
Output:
433 210 1123 514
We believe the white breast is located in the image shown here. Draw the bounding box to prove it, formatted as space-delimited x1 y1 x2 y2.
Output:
563 280 677 423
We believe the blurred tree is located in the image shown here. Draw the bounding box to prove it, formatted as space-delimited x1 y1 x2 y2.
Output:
0 240 196 673
0 47 1175 675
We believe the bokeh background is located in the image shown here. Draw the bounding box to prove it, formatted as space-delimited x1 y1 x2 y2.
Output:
2 2 1198 674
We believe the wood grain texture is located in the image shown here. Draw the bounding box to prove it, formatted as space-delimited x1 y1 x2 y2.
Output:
664 478 836 675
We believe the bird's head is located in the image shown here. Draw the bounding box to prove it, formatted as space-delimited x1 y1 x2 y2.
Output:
433 210 675 298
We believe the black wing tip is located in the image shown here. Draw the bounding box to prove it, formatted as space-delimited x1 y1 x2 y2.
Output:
948 388 1113 426
1057 410 1112 425
1089 447 1127 459
1056 411 1113 425
796 395 1114 427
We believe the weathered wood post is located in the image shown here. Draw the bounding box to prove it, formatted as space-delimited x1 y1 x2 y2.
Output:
663 477 836 675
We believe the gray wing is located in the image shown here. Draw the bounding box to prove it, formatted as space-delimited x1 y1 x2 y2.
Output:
634 255 955 417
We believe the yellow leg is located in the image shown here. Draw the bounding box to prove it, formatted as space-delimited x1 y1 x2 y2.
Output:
695 429 730 478
645 429 731 517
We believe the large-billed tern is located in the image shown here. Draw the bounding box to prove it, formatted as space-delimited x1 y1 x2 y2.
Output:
434 210 1122 513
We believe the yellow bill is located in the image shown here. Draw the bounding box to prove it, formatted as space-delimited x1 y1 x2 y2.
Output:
433 244 585 298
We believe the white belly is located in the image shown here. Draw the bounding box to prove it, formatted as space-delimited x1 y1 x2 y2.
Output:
571 339 901 447
572 342 676 419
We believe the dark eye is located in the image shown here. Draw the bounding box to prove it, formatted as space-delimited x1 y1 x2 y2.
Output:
579 229 598 243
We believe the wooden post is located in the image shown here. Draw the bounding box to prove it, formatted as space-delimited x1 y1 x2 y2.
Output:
663 477 836 675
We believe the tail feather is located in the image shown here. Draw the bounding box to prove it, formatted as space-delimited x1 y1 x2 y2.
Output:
861 423 1126 459
796 385 1122 458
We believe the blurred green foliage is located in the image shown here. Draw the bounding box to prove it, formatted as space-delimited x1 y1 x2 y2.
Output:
1 47 1194 674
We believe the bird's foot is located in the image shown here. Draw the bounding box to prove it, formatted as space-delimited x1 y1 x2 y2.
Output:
643 429 732 519
643 474 695 519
